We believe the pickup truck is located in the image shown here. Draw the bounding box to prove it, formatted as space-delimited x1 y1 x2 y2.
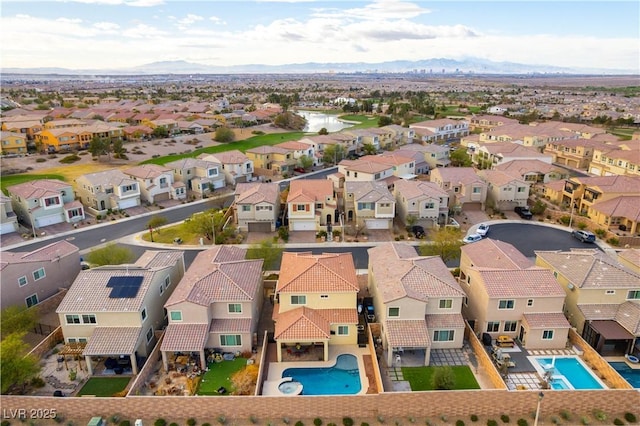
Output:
514 206 533 219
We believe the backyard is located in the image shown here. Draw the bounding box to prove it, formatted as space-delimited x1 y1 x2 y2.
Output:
197 358 249 396
402 366 480 391
76 377 131 397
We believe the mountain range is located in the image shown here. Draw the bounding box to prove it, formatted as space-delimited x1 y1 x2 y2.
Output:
2 57 635 75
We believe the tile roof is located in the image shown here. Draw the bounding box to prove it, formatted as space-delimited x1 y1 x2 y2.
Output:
591 196 640 221
385 319 431 348
160 323 209 352
362 153 415 166
614 301 640 335
235 182 280 205
461 238 533 270
522 313 570 329
494 159 561 177
618 249 640 271
477 169 528 187
393 180 449 200
368 242 465 303
286 180 333 203
165 158 221 170
209 318 252 333
134 250 184 269
7 179 70 199
83 326 142 356
275 306 331 340
0 240 79 266
431 167 483 185
200 150 249 164
344 181 394 203
78 169 136 187
535 249 640 289
166 246 262 307
478 269 565 298
276 252 359 293
577 304 620 320
425 313 466 329
339 159 391 174
123 164 172 179
569 175 640 194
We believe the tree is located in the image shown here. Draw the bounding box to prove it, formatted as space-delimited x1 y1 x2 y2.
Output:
147 215 168 231
0 306 38 340
361 143 377 156
449 148 472 167
530 199 547 216
247 238 284 271
418 227 463 263
152 126 169 138
88 136 110 160
85 243 135 266
184 209 230 243
432 366 455 390
230 364 258 395
322 144 346 165
378 116 393 127
298 154 313 171
1 332 40 393
112 138 125 159
318 127 328 135
214 126 235 143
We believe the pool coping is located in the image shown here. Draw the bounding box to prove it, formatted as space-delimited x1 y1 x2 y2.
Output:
527 354 608 390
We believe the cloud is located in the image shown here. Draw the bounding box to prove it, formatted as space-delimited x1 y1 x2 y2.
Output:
58 0 163 6
93 22 120 31
177 14 204 25
313 0 430 20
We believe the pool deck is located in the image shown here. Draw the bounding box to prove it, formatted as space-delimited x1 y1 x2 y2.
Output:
605 355 640 369
527 354 608 390
262 346 370 396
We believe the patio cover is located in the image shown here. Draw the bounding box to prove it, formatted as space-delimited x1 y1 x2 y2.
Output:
385 319 431 348
590 320 635 340
83 326 142 356
209 318 252 333
160 323 209 352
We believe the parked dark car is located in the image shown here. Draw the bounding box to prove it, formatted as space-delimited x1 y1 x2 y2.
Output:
411 225 425 238
514 206 533 219
572 230 596 243
363 297 375 322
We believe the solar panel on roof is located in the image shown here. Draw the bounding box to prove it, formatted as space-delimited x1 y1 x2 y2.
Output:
106 276 143 299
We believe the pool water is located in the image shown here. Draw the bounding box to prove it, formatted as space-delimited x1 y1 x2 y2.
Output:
282 354 361 395
609 362 640 388
534 357 604 390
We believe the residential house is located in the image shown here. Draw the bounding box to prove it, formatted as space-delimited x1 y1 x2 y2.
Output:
617 249 640 274
1 131 28 155
589 142 640 177
0 194 19 235
366 153 417 180
56 250 186 374
342 129 381 152
273 252 359 362
246 145 296 175
430 167 488 212
399 143 451 170
165 158 225 198
274 140 316 167
0 115 44 141
0 241 80 309
123 164 185 204
477 170 531 210
467 115 520 132
543 138 601 170
460 239 570 349
343 181 395 229
233 182 281 232
35 123 124 153
335 158 395 190
7 179 85 229
472 142 552 169
393 180 449 228
199 150 253 185
410 118 469 143
286 180 337 231
161 246 263 370
367 242 466 366
75 169 141 215
535 249 640 355
380 124 415 148
494 159 568 184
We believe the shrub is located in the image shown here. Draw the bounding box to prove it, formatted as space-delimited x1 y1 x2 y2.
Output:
432 366 455 390
36 157 47 163
594 228 607 238
59 154 81 164
154 420 167 426
576 222 587 230
487 421 498 426
624 413 637 423
217 416 226 425
187 419 197 426
550 417 560 425
30 376 45 387
278 226 289 242
558 215 570 225
361 424 369 426
606 237 620 246
343 419 354 426
500 415 510 423
377 415 385 424
282 419 290 425
456 421 465 426
470 415 479 423
250 416 258 424
517 420 528 426
295 422 304 426
559 410 571 421
3 422 12 426
119 422 131 426
314 419 323 426
580 417 590 425
96 214 102 220
613 419 624 426
169 423 178 426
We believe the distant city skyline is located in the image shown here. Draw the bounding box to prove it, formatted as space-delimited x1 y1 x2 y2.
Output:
1 0 638 72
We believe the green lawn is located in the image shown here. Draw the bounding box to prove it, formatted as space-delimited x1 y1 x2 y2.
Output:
401 366 480 391
76 377 131 397
1 173 66 195
197 358 247 396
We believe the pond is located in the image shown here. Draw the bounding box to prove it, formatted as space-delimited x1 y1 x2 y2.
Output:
296 110 354 133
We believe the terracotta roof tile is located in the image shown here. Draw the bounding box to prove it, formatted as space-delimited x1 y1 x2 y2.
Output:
425 313 466 329
277 252 358 293
522 313 570 329
385 319 431 347
209 318 252 333
577 304 619 320
83 326 142 356
478 269 565 298
462 238 533 270
160 323 209 352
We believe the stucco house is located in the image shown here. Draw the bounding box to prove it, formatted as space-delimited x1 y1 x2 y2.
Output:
399 143 450 170
393 180 450 228
0 194 19 235
430 167 487 212
493 159 568 184
477 169 531 210
123 164 185 204
343 181 395 229
161 246 263 370
233 182 281 232
1 131 28 155
75 169 141 215
286 179 337 232
410 119 469 143
165 158 225 198
199 150 253 185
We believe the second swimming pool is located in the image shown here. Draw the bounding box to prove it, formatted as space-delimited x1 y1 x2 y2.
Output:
282 354 361 395
532 356 605 390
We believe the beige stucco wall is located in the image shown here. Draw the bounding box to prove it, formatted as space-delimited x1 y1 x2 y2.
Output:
279 291 356 313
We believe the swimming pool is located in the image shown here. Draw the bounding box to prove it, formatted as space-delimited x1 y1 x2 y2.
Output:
531 356 605 390
282 354 361 395
609 362 640 388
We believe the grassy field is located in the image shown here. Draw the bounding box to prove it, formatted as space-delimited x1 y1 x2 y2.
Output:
141 221 207 245
76 377 131 397
197 358 247 396
401 366 480 391
608 127 636 140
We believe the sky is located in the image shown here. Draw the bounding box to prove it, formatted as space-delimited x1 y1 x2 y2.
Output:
1 0 638 71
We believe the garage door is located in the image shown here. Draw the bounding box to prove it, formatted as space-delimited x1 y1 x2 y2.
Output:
248 222 272 232
0 221 17 234
118 198 139 209
212 180 225 189
365 219 389 229
462 202 482 211
36 214 63 227
291 220 315 231
154 192 170 202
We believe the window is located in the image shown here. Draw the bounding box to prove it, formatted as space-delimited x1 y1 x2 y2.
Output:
388 307 400 317
66 314 80 324
170 311 182 321
44 196 60 207
358 202 374 210
605 290 615 295
220 334 241 346
165 275 171 288
527 299 534 307
439 299 452 309
337 326 349 335
627 290 640 300
18 276 27 287
374 173 381 180
433 330 454 342
295 204 306 211
542 330 554 340
82 314 96 324
473 187 481 193
315 203 323 209
517 187 526 193
141 308 147 322
320 294 329 299
33 267 45 281
228 303 242 313
425 202 435 209
291 295 306 305
25 294 38 308
146 328 154 343
242 205 251 212
498 300 515 310
208 168 218 176
504 321 517 332
487 322 500 332
160 283 164 295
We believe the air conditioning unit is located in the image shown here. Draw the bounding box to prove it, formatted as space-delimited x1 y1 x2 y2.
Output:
567 283 575 291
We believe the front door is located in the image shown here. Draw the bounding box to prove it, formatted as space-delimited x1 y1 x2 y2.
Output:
519 325 526 345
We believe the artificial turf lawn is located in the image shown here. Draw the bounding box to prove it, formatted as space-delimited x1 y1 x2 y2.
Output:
76 377 131 396
401 365 480 391
197 358 247 395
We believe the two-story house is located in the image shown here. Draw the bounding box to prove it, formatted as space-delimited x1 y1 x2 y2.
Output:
460 239 570 349
286 180 337 231
75 169 141 215
589 143 640 177
0 194 19 235
1 131 28 155
399 143 451 170
430 167 488 212
536 249 640 355
380 124 415 148
343 181 395 229
233 182 281 232
56 250 186 375
273 252 359 362
123 164 184 204
336 159 395 190
274 140 316 167
393 180 450 228
0 241 80 309
477 170 531 210
544 138 601 170
246 145 296 175
366 153 417 180
410 118 469 143
161 246 263 370
199 150 253 185
7 179 85 229
368 242 466 366
494 159 568 184
472 142 552 169
165 158 225 198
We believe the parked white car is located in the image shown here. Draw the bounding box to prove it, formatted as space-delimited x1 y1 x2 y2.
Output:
463 233 483 244
476 223 489 237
